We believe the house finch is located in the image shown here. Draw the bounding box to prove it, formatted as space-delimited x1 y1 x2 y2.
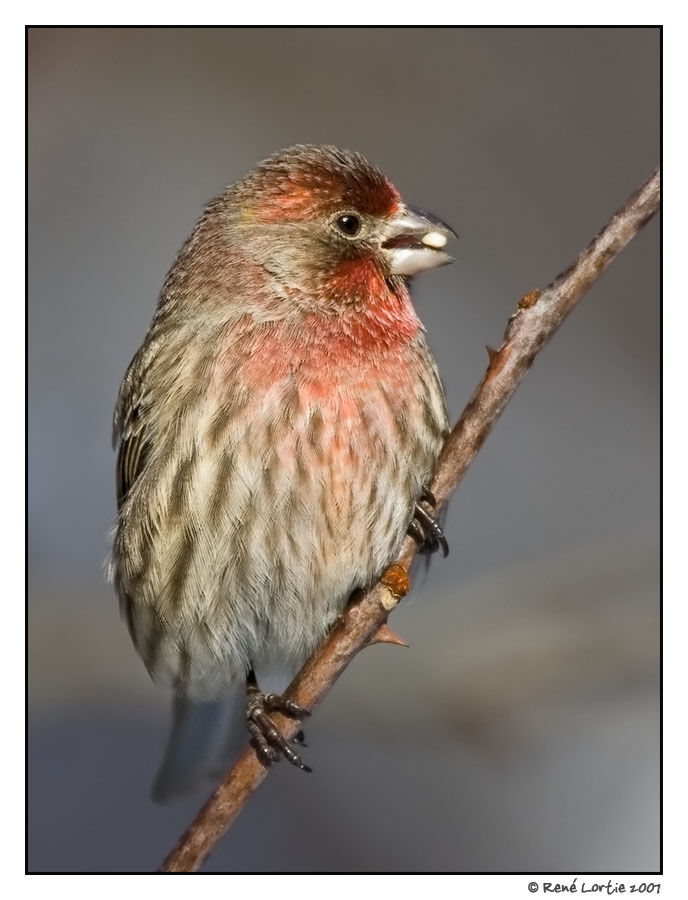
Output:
111 145 454 800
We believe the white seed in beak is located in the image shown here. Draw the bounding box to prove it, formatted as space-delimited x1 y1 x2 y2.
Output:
421 231 448 249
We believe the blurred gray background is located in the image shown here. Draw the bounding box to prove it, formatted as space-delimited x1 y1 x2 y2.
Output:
28 27 660 873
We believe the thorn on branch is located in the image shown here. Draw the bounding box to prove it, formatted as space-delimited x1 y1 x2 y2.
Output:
369 623 409 648
485 343 510 379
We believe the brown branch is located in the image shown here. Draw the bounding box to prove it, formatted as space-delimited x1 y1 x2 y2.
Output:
158 167 660 873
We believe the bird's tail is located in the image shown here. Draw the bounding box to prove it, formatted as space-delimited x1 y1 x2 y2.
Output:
151 689 247 803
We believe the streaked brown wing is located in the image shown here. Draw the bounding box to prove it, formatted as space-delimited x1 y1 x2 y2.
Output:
116 408 150 509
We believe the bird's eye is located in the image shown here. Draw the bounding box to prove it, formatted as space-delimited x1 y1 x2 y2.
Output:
335 214 362 237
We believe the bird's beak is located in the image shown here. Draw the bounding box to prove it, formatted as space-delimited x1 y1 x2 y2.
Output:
382 205 457 276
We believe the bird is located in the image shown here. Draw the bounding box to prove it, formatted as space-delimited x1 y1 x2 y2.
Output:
110 144 454 801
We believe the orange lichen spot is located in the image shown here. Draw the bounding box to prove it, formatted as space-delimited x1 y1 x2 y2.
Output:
380 564 410 600
518 289 542 309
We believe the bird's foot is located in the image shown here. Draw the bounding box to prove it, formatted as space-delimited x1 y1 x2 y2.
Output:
245 684 312 772
407 487 449 557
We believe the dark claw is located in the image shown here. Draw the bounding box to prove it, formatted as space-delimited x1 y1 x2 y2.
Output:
245 686 313 773
263 693 311 720
407 519 426 544
408 489 449 557
247 717 280 765
420 486 436 506
293 729 308 746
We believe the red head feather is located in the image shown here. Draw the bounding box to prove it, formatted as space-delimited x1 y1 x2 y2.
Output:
245 145 401 223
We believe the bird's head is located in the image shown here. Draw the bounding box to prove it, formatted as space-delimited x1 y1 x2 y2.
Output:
223 145 456 309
